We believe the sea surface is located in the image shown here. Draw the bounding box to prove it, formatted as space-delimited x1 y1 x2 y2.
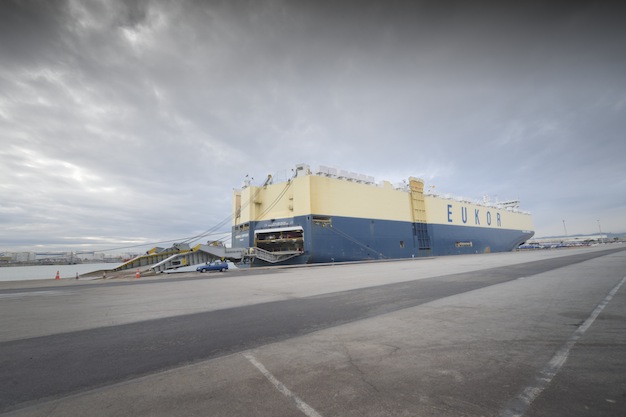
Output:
0 263 121 282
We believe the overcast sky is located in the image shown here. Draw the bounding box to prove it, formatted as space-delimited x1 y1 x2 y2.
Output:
1 0 625 253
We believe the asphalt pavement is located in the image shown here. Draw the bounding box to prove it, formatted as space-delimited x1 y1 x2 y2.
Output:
1 245 625 416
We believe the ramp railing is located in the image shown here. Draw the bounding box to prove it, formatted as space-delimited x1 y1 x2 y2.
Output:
252 247 303 263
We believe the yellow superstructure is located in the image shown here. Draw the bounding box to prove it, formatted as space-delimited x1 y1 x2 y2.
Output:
233 170 533 232
234 174 413 224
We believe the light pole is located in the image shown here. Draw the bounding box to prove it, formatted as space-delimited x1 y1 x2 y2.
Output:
597 219 602 243
562 220 568 236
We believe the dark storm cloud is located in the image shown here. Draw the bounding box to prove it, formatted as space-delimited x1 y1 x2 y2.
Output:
1 0 625 252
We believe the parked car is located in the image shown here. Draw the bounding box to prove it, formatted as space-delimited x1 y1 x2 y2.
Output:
196 261 228 273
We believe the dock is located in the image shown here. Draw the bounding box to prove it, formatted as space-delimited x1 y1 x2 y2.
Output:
1 245 625 416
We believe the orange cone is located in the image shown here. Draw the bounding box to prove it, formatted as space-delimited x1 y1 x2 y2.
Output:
135 269 141 279
55 271 60 280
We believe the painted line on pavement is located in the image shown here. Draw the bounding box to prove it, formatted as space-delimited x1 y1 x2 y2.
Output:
501 275 626 417
243 352 323 417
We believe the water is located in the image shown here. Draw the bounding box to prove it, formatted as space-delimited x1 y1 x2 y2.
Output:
0 263 121 282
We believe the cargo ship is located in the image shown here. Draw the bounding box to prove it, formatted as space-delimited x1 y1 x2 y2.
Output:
232 164 534 265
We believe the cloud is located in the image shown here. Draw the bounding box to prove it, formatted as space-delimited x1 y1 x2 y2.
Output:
1 0 625 253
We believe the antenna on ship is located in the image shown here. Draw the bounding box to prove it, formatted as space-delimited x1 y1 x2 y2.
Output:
243 175 254 188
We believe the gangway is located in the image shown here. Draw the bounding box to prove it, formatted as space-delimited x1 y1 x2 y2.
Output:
112 242 303 274
113 242 247 273
148 244 247 273
250 247 303 264
113 243 192 272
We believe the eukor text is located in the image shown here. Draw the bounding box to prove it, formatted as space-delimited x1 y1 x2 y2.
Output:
447 204 502 227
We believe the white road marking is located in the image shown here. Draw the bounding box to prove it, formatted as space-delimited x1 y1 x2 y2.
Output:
243 352 323 417
501 275 626 417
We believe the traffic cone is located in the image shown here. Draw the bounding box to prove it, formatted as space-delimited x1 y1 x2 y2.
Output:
55 271 60 280
135 269 141 279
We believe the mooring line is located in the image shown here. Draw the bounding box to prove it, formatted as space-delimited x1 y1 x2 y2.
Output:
501 275 626 417
243 352 323 417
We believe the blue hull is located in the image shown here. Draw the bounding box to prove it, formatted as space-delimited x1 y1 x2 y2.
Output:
232 215 534 265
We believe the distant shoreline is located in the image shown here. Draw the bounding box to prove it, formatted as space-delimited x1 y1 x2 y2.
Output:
0 261 122 268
